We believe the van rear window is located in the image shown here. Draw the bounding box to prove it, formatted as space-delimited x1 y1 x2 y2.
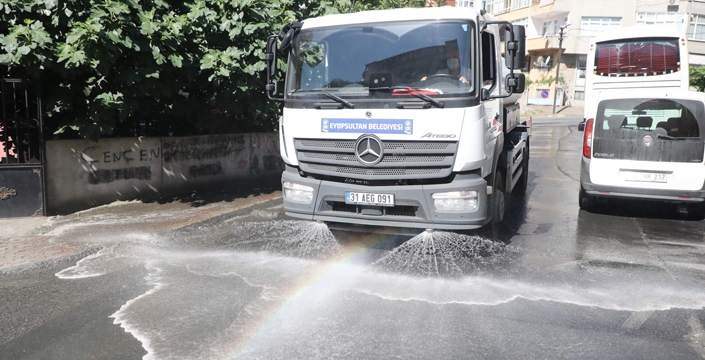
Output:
594 38 680 77
593 98 705 163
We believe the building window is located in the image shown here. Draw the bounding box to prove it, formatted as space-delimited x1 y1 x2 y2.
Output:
542 20 557 36
486 0 507 15
455 0 476 7
690 14 705 41
636 12 686 33
513 18 528 27
574 90 585 101
576 55 586 86
511 0 530 10
580 17 621 36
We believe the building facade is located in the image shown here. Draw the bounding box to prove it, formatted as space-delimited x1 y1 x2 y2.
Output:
457 0 705 107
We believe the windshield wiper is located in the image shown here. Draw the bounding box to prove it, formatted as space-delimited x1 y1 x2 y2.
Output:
370 86 444 108
323 92 355 109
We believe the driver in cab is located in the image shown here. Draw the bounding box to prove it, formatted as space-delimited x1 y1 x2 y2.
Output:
421 47 472 84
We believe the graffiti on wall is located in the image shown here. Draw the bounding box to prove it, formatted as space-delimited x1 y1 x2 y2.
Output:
75 144 160 185
88 166 152 185
79 146 161 167
189 162 224 178
162 135 246 163
249 134 283 175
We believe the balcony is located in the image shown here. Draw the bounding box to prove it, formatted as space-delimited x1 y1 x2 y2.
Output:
530 0 563 18
527 36 560 51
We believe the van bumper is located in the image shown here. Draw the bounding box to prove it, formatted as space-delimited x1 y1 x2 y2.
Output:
580 158 705 203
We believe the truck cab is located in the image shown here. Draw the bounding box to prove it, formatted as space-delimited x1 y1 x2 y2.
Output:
265 7 529 233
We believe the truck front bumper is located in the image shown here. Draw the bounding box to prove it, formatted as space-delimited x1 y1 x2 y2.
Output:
282 166 490 231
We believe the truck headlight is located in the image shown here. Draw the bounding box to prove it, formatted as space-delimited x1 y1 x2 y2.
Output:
283 181 314 204
432 191 478 212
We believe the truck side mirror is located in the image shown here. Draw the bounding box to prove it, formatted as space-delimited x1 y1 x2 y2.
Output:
578 121 586 131
265 34 284 102
505 25 526 70
505 73 525 94
279 22 303 52
481 88 490 101
266 36 278 79
280 28 295 52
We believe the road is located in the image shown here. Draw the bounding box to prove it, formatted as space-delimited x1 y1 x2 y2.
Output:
2 116 705 359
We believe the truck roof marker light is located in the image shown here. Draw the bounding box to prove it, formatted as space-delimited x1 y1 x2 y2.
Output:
680 196 692 200
583 118 594 159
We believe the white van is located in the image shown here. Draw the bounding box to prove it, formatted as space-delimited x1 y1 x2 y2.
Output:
578 90 705 219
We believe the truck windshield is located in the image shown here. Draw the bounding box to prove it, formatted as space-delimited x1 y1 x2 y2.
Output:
285 20 475 99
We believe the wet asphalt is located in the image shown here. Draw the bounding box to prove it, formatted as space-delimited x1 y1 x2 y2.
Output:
2 116 705 359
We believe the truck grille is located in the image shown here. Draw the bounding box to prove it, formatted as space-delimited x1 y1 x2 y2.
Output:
294 138 457 180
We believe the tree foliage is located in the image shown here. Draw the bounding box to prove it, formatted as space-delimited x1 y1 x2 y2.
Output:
690 66 705 92
1 0 422 140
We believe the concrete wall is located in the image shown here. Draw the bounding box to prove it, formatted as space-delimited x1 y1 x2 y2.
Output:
45 133 284 214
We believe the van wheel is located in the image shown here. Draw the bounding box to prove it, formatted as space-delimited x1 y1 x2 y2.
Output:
688 203 705 220
515 138 530 194
579 187 594 211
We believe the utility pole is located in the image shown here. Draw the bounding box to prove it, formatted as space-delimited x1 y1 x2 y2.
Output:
552 24 568 115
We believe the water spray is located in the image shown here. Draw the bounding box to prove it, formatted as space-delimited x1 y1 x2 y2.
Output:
373 230 507 277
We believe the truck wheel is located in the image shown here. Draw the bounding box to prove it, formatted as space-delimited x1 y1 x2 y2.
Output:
687 203 705 221
515 138 529 194
491 171 506 225
579 187 594 211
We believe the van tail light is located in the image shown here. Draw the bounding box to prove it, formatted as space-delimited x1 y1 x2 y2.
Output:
583 118 594 158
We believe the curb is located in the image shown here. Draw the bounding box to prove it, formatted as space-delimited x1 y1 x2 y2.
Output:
0 246 102 275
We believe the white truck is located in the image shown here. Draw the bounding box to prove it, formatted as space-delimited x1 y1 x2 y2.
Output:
264 7 530 234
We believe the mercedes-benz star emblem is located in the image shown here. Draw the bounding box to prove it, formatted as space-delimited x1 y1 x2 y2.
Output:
354 135 384 165
365 111 372 118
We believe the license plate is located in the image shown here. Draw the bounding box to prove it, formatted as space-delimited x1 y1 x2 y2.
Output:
621 171 668 183
345 192 395 207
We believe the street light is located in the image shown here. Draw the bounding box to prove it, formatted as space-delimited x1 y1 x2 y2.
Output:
552 22 570 114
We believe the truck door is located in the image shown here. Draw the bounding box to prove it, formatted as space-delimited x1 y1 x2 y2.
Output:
481 29 501 172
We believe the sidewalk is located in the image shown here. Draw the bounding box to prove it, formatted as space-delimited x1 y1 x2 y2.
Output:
0 184 282 272
522 104 584 118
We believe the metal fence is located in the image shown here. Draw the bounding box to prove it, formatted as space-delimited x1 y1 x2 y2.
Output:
0 76 46 217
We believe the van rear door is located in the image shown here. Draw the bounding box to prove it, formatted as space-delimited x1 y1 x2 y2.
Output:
589 97 705 191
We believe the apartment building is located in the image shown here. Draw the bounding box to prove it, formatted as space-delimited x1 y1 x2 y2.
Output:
457 0 705 107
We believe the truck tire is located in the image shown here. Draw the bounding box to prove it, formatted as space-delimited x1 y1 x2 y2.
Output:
491 170 507 226
579 187 594 211
515 138 529 194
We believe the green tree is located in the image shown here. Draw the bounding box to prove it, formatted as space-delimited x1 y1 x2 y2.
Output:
690 65 705 92
0 0 343 139
1 0 427 140
343 0 424 13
